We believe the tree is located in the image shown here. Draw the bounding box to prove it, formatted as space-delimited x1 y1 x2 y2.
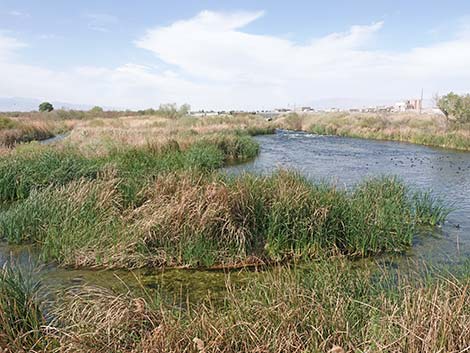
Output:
89 106 104 115
39 102 54 112
178 103 191 116
157 103 190 119
437 92 470 124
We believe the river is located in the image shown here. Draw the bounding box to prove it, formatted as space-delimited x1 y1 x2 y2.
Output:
1 130 468 303
225 130 469 266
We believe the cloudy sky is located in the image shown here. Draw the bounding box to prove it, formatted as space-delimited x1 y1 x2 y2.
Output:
1 0 470 110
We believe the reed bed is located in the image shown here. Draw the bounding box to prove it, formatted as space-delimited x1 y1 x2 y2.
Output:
0 262 49 351
0 113 462 352
278 112 470 151
2 259 466 352
138 261 470 353
64 114 272 157
0 116 71 147
0 170 448 269
0 131 258 205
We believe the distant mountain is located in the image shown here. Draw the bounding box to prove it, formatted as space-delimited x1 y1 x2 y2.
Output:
0 97 94 112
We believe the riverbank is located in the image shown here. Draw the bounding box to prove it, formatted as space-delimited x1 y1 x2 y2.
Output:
0 115 72 148
0 169 448 269
277 112 470 151
1 258 469 352
0 113 464 352
0 114 447 269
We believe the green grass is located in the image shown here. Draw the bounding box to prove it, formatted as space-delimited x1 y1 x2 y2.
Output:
0 262 50 351
0 133 255 205
0 170 449 269
0 145 103 202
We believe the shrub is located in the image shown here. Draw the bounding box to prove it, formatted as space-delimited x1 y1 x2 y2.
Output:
0 116 18 130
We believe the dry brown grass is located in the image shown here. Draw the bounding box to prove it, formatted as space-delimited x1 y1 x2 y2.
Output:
44 264 470 353
0 117 74 147
49 286 160 353
64 114 273 156
138 274 470 353
278 112 470 151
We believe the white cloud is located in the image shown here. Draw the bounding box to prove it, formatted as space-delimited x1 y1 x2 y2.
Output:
1 10 470 110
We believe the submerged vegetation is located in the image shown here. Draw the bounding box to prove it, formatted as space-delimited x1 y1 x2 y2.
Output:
0 112 464 352
278 112 470 151
0 259 468 352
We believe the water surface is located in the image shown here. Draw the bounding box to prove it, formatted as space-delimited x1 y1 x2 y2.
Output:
1 130 468 303
225 130 470 266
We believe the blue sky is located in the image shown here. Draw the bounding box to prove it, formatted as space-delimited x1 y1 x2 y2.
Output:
1 0 470 109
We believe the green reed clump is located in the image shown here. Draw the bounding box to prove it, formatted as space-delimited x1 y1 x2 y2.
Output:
132 171 448 267
0 145 103 202
0 169 448 269
199 133 260 161
412 191 452 226
0 176 127 267
0 263 50 350
0 133 258 206
345 177 417 254
110 142 226 206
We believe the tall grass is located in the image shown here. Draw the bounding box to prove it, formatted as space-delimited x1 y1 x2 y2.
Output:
0 116 70 147
278 112 470 151
0 262 49 351
40 259 470 353
0 133 256 205
49 285 158 352
0 170 448 269
0 145 103 202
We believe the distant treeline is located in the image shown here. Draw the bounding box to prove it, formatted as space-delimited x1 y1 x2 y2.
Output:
1 103 192 120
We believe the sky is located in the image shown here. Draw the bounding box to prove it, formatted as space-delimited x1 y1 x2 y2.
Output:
1 0 470 110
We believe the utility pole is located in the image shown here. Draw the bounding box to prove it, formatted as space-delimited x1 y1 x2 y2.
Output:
420 88 423 114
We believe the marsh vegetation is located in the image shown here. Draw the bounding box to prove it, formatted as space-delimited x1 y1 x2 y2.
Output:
278 111 470 151
0 112 467 352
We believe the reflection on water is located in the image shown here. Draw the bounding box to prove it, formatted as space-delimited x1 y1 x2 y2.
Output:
1 130 469 302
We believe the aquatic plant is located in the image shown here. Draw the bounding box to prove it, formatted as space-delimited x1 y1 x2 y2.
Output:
0 116 70 147
412 191 451 226
0 132 258 205
0 169 448 269
0 146 103 202
278 112 470 151
0 262 49 351
42 260 470 353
